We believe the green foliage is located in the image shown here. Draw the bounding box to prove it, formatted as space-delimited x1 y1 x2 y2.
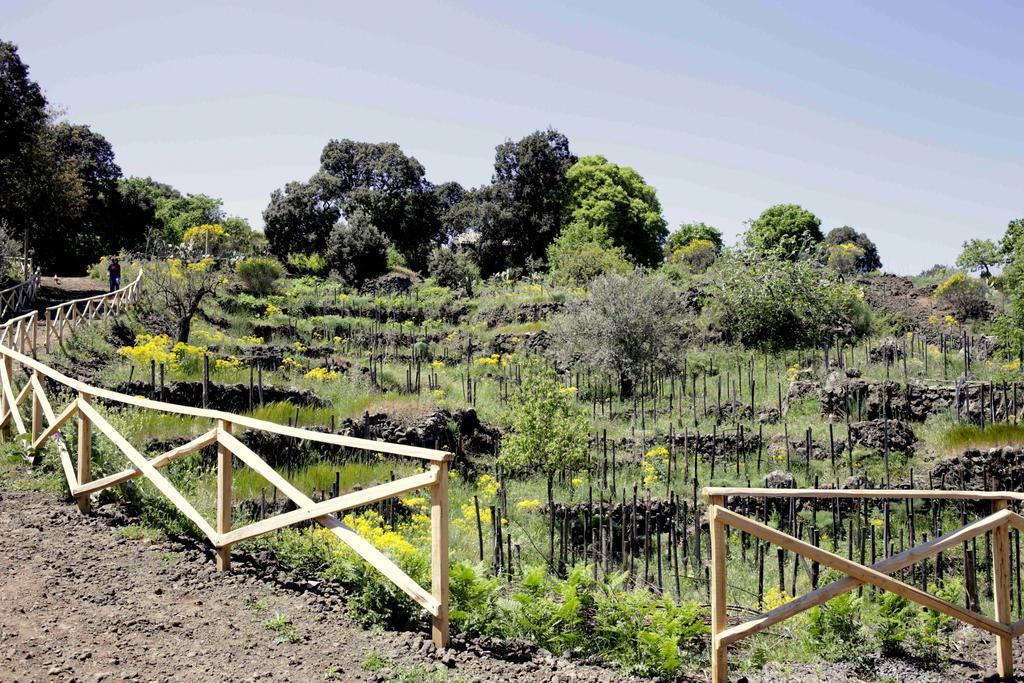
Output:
668 238 717 273
327 218 390 286
746 203 823 260
235 256 284 295
387 245 408 270
547 240 632 286
874 593 912 655
448 562 501 635
806 593 862 662
263 613 300 643
285 252 329 276
710 253 869 350
824 226 881 272
956 238 1003 277
499 360 590 478
428 248 479 293
934 272 989 321
556 154 668 267
555 270 687 393
826 242 866 276
665 222 723 256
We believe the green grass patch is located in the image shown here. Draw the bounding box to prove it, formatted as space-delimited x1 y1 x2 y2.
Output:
940 423 1024 452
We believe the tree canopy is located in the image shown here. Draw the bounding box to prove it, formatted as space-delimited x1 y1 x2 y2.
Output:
824 226 881 272
552 155 667 267
746 204 823 260
665 222 723 257
956 238 1003 277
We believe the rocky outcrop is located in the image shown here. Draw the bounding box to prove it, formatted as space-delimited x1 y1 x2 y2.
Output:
930 446 1024 492
848 419 916 454
114 380 327 412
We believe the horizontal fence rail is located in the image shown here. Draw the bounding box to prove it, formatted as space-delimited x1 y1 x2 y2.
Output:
0 273 453 647
705 487 1022 683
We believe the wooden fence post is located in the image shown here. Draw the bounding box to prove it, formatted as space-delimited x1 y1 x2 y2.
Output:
431 460 450 649
31 369 42 442
76 392 91 514
216 419 233 571
710 494 728 683
44 308 52 353
0 354 10 440
992 498 1014 678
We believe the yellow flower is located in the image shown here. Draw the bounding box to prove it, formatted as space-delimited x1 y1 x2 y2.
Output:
265 303 283 318
214 355 243 370
304 367 338 382
478 474 500 497
571 477 583 487
431 359 445 370
239 335 264 346
516 499 542 511
763 587 793 611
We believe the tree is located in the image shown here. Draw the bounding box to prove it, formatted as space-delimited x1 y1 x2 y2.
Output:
235 256 284 295
956 238 1003 277
665 222 723 257
319 139 440 270
427 247 479 293
553 155 667 267
548 240 631 286
263 176 340 258
826 243 865 276
554 270 685 398
746 204 823 260
935 272 990 321
709 254 869 350
477 129 577 276
327 215 389 286
140 253 226 343
1000 218 1024 256
824 226 881 272
498 359 590 564
669 239 718 273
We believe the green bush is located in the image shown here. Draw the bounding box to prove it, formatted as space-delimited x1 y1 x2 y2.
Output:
548 240 632 286
427 247 479 293
709 253 869 350
286 252 328 276
934 272 990 321
235 256 284 295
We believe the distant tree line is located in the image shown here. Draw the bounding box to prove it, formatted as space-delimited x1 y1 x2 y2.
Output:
0 40 252 274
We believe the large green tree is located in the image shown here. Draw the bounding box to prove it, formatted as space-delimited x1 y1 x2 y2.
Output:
665 221 723 257
553 155 667 267
746 203 823 260
477 129 576 276
956 238 1003 277
824 225 882 272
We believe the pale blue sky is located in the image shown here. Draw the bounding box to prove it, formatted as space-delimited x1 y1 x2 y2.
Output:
4 0 1022 273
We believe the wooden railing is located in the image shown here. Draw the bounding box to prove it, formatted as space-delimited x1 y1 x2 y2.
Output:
0 272 452 647
0 272 143 357
706 487 1024 682
0 270 40 321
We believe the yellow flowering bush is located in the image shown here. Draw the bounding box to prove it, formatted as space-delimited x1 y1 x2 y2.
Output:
119 335 206 373
516 499 542 511
763 587 793 611
642 446 670 487
214 355 243 371
431 359 445 370
239 335 264 346
264 303 283 318
280 356 303 371
304 367 338 382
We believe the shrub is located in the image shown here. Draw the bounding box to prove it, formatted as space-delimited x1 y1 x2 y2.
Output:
235 256 284 295
665 221 723 256
427 247 479 293
709 254 869 350
668 238 717 273
327 218 389 286
548 240 632 286
935 272 990 321
826 242 865 276
745 203 823 260
286 252 328 276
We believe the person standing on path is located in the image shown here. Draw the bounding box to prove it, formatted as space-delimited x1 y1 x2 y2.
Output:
108 257 121 292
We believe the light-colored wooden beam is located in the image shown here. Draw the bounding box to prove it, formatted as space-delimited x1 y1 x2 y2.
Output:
76 393 92 514
78 399 219 542
430 461 449 649
216 429 440 614
713 505 1012 638
216 420 232 571
219 469 438 546
992 500 1014 678
718 507 1013 645
72 429 219 497
704 487 1024 502
709 495 728 683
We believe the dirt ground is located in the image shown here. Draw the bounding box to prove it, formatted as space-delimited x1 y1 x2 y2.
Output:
0 484 641 683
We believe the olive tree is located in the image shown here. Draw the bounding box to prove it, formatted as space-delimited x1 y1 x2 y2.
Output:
554 269 686 398
140 251 227 343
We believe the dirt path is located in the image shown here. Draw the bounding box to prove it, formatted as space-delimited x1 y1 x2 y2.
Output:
0 484 633 683
34 276 108 310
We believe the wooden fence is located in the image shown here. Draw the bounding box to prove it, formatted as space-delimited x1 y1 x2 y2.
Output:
706 486 1024 682
0 270 40 321
0 272 143 356
0 273 452 647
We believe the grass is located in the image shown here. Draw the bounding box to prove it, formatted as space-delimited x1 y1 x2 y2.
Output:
117 524 166 543
940 423 1024 453
360 654 460 683
263 613 300 643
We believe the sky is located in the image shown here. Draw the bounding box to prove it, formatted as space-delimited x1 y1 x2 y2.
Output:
3 0 1022 274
